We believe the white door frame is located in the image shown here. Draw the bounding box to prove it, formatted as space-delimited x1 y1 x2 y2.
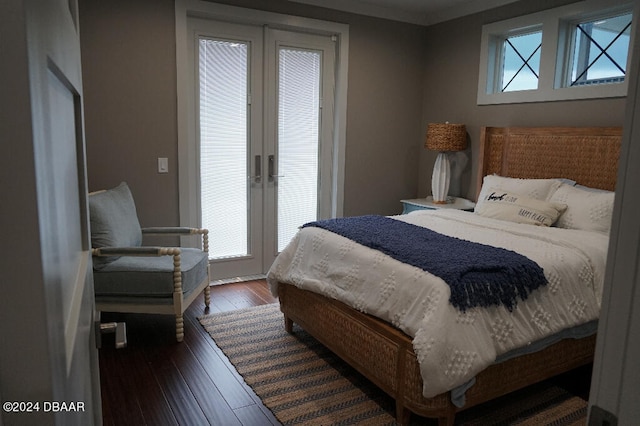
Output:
588 1 640 423
185 21 337 279
175 0 349 250
187 18 266 279
263 28 337 266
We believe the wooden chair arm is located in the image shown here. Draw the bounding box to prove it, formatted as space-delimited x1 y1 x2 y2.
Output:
91 247 181 257
141 227 208 236
140 227 209 254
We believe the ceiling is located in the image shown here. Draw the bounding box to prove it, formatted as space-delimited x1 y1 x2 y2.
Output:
288 0 521 26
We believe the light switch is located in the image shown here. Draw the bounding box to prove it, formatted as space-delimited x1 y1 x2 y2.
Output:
158 157 169 173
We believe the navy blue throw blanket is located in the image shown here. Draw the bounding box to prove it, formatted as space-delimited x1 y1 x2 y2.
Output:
302 215 547 312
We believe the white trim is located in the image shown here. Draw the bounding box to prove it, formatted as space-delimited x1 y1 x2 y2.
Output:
210 274 267 286
588 1 640 422
64 250 88 375
175 0 349 239
477 0 634 105
262 28 338 263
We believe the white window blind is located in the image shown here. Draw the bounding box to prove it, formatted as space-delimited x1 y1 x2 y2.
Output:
277 48 321 251
199 38 249 258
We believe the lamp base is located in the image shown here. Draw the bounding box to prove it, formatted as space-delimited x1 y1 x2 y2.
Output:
431 152 451 204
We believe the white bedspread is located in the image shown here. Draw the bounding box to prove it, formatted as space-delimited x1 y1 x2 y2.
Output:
266 209 608 398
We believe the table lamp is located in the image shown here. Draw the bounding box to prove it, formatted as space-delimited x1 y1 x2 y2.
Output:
425 122 467 204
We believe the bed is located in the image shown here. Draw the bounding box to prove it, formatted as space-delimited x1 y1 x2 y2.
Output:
267 126 622 425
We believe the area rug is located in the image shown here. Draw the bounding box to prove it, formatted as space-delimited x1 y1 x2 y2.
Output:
199 304 587 425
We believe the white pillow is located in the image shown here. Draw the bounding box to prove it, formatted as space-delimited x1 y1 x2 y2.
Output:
549 183 615 233
476 175 563 212
575 184 612 193
475 188 567 227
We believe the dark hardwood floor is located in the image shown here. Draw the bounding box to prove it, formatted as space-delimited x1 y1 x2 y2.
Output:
98 279 592 425
98 280 280 426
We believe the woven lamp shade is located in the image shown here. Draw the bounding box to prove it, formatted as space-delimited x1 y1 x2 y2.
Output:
425 123 467 152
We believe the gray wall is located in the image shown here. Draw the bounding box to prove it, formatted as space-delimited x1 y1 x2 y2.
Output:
79 0 628 224
419 0 628 201
79 0 427 221
80 0 180 227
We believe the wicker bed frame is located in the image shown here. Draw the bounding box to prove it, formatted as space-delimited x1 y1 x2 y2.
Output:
276 126 622 425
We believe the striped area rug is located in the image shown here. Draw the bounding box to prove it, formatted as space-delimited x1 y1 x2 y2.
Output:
199 303 587 425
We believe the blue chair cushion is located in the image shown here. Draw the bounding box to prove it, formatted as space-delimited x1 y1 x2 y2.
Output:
89 182 142 269
93 248 208 299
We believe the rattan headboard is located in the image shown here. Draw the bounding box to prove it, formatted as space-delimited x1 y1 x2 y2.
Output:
477 126 622 198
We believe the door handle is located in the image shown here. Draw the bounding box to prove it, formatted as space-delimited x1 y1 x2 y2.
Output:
268 154 285 181
96 321 127 349
248 155 261 182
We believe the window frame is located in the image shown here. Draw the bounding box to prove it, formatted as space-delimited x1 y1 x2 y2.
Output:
558 8 632 88
493 25 544 93
477 2 634 105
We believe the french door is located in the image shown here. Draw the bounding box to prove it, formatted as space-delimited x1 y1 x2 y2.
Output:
188 18 336 280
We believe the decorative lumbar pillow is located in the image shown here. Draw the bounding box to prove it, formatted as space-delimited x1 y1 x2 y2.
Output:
549 183 615 233
475 188 567 226
476 176 564 210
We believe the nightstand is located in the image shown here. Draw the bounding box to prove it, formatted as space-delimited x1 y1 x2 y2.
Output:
400 196 476 214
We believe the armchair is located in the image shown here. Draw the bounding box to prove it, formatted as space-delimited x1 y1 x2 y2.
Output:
89 182 211 342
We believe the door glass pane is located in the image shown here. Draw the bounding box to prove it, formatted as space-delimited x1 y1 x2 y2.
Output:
277 48 321 251
199 38 248 258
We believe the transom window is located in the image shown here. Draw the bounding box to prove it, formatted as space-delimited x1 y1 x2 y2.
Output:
502 30 542 92
569 12 632 87
477 3 634 105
